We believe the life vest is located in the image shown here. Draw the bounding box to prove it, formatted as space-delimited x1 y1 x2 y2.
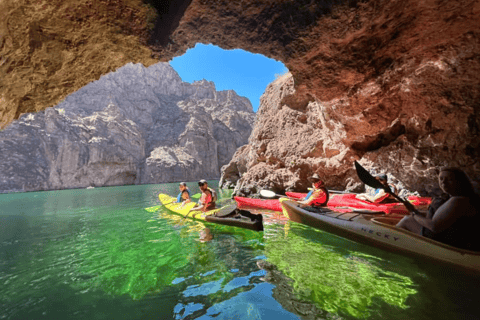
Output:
176 188 191 202
200 187 217 212
306 187 329 206
208 187 218 202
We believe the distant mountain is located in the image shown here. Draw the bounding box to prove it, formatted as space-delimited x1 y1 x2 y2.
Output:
0 62 255 192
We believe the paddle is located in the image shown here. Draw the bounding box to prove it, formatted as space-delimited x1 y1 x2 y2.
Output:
262 189 357 199
329 190 360 194
260 190 284 199
354 161 420 215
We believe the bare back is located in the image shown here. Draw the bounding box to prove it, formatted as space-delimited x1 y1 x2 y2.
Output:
431 196 477 233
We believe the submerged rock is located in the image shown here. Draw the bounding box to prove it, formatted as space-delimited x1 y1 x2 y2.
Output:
0 63 254 192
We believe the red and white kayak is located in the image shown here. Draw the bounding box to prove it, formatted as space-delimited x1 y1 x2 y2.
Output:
280 199 480 272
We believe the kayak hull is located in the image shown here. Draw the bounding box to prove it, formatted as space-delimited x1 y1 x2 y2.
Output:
234 196 282 212
281 199 480 272
205 214 263 232
158 194 263 231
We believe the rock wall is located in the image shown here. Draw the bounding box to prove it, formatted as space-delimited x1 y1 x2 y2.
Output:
0 62 254 192
1 0 479 193
220 72 363 196
221 70 479 196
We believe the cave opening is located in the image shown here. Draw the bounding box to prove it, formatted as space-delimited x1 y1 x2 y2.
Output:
169 43 288 112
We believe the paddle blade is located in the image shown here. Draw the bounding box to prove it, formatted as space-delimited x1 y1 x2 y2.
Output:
215 204 237 217
260 190 277 198
354 161 385 190
191 193 201 199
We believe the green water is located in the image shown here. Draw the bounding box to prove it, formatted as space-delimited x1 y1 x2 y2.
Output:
1 182 479 320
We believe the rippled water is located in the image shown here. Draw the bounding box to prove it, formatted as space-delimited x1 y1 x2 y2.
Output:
1 182 479 320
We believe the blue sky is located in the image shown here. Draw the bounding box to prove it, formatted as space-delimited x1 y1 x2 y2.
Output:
169 44 288 112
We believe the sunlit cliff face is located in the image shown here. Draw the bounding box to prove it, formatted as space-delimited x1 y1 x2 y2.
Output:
1 0 479 192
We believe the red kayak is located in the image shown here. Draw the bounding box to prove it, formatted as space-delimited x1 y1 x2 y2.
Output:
326 193 431 214
234 196 283 211
237 193 431 215
286 192 306 199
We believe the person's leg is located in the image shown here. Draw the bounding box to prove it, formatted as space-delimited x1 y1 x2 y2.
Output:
395 215 423 234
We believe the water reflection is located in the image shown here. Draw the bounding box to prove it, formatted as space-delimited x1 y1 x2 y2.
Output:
199 228 213 243
260 222 417 319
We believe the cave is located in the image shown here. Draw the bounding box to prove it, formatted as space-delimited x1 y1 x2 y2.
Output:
0 0 479 194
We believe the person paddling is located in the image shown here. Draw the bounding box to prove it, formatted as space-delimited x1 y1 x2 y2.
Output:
175 182 191 204
396 167 480 251
356 173 397 203
296 173 329 207
189 180 217 213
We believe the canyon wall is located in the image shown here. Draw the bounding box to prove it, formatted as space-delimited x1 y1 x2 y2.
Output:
0 62 254 192
1 0 479 193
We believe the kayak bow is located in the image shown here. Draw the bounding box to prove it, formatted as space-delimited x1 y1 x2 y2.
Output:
280 199 480 272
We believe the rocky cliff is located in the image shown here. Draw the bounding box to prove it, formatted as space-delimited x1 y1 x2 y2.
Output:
1 0 479 193
0 62 254 192
220 73 423 196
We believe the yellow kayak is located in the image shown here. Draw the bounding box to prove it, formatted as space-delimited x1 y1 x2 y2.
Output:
158 194 263 231
158 194 221 220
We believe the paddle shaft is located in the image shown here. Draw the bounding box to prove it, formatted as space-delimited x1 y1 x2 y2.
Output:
354 161 420 215
147 199 174 211
328 190 360 194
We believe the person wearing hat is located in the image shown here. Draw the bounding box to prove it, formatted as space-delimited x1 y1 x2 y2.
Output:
297 173 329 207
189 180 217 212
175 182 191 203
356 173 397 203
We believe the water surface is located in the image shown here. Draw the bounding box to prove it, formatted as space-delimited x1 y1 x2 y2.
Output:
1 182 479 319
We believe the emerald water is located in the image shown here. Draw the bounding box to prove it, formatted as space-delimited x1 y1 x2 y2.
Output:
1 182 479 320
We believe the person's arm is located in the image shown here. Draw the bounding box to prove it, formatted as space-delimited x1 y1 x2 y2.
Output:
189 193 205 212
389 184 397 194
298 190 322 206
371 189 389 202
184 191 191 203
299 189 314 202
189 201 204 212
412 197 469 233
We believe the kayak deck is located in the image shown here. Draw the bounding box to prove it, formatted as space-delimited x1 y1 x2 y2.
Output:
158 194 263 231
234 196 282 212
280 199 480 272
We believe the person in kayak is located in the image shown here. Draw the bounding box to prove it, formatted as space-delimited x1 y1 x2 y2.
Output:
175 182 191 203
396 168 480 251
296 173 329 207
356 173 397 203
189 180 217 213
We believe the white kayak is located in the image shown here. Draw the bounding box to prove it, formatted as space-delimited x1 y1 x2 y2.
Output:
280 199 480 272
